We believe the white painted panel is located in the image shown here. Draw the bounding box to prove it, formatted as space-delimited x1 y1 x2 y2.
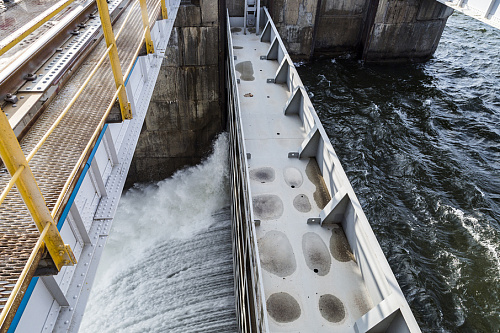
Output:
74 174 96 222
15 281 55 333
94 141 110 180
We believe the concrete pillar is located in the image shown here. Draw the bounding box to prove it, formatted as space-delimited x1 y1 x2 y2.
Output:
312 0 369 56
269 0 320 58
268 0 453 62
362 0 454 62
126 0 226 186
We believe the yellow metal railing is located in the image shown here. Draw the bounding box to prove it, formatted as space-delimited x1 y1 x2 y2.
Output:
0 0 169 328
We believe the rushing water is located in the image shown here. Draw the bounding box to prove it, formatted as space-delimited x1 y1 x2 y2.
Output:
297 12 500 333
80 134 237 332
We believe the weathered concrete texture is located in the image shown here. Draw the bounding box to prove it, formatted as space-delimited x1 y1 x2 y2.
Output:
269 0 319 57
227 0 245 17
269 0 453 62
362 0 453 62
313 0 368 55
126 1 225 186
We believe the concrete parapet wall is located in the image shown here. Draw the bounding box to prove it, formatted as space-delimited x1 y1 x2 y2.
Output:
363 0 453 62
126 1 225 186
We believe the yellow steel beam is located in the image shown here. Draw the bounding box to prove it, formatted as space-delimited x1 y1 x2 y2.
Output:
0 0 75 57
139 0 155 54
96 0 132 120
0 109 76 270
161 0 169 19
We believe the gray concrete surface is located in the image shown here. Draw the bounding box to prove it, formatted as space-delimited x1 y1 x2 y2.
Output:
268 0 453 61
126 0 225 186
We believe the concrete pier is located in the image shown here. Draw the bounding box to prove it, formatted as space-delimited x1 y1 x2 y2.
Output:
268 0 453 61
126 0 226 185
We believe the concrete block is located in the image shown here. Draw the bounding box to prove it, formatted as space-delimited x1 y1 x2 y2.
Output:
175 4 202 27
180 65 220 101
150 66 181 102
162 28 180 67
179 27 219 66
201 0 218 24
144 101 180 131
314 16 364 52
321 0 367 15
227 0 245 17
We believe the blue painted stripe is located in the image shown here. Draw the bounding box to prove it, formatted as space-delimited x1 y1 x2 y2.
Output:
7 277 38 333
124 56 139 86
8 124 109 332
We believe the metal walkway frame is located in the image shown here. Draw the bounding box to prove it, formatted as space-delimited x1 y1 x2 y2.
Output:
0 0 179 331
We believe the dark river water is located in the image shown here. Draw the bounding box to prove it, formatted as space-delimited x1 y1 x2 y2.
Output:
297 12 500 333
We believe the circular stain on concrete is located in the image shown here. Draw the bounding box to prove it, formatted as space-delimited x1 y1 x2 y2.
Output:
252 194 283 220
302 232 331 276
293 194 311 213
250 167 275 183
257 230 296 277
284 167 303 188
329 225 354 262
267 292 301 323
319 294 346 323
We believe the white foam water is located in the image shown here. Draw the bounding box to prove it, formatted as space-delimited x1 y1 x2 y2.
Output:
80 133 237 332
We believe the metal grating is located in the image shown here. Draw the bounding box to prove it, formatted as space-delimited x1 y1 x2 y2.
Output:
0 0 161 315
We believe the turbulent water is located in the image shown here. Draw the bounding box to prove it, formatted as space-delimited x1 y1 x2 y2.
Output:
80 134 237 332
297 12 500 333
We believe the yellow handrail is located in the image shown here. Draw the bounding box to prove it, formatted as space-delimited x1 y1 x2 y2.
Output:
161 0 169 19
140 0 155 54
0 0 76 57
96 0 132 120
0 165 25 206
115 0 141 40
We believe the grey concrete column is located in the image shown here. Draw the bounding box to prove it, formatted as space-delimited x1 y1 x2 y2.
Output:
268 0 453 62
362 0 454 62
269 0 321 58
126 0 226 186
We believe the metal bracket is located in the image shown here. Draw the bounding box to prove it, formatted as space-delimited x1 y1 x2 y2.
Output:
288 152 299 158
260 55 267 60
246 153 251 159
307 217 321 224
267 78 275 83
4 94 18 104
234 55 237 60
237 78 240 84
254 220 261 226
24 73 37 81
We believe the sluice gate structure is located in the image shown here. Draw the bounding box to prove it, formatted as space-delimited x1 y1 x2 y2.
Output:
227 7 421 333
